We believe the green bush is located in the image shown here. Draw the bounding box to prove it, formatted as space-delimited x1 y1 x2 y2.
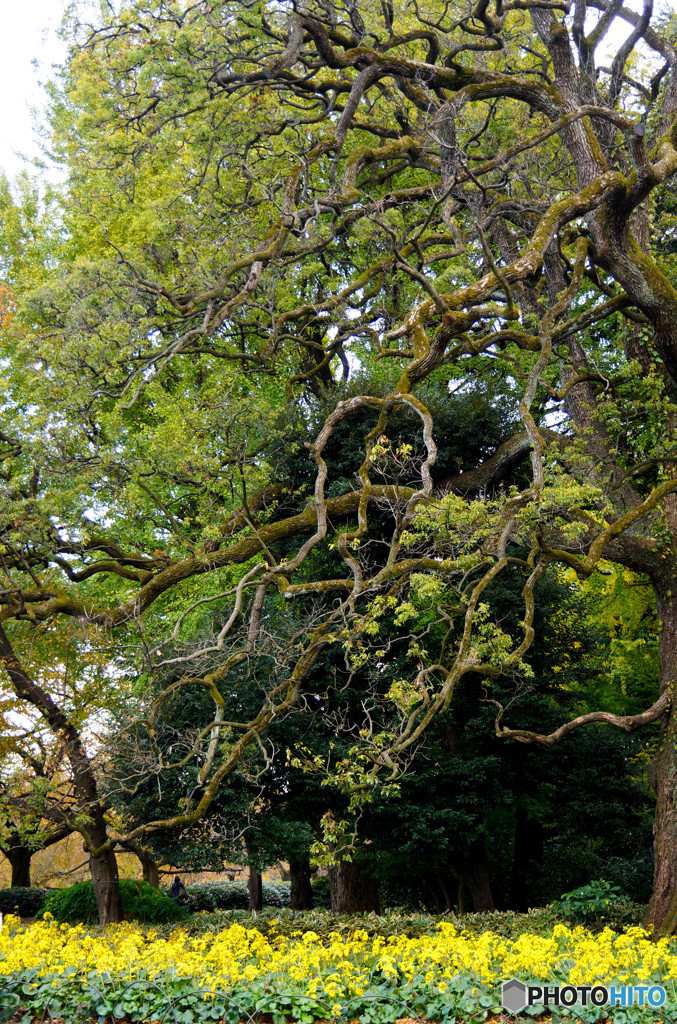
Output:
379 878 433 912
39 880 188 924
203 880 248 910
0 887 51 918
603 852 654 905
262 881 291 908
179 882 216 912
558 879 631 924
311 876 331 909
161 879 292 911
162 880 249 910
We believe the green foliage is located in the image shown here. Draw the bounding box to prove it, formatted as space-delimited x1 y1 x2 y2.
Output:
0 0 674 934
311 876 332 910
39 880 187 925
139 904 644 943
160 879 292 911
558 879 630 924
0 887 51 918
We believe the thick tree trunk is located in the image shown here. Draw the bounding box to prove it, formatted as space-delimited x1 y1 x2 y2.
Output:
289 855 314 909
1 826 71 890
89 845 124 924
130 843 160 888
423 875 445 913
328 859 379 913
5 842 32 888
248 864 263 911
644 585 677 934
465 865 495 912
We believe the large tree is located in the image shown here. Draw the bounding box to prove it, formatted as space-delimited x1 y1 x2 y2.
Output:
3 0 677 927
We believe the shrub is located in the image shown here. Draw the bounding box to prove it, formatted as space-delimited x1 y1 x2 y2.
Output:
162 880 249 910
557 879 632 924
161 879 292 911
379 878 434 912
0 887 51 918
179 883 216 912
203 880 248 910
172 907 452 941
311 876 331 909
262 881 291 908
39 880 188 924
604 852 654 905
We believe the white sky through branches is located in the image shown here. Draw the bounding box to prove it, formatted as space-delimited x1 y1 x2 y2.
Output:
0 1 646 183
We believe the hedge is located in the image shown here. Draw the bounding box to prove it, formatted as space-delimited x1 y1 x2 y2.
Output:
38 879 188 924
161 879 292 911
0 887 51 918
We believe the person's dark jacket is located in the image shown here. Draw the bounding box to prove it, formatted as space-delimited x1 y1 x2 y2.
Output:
170 878 187 900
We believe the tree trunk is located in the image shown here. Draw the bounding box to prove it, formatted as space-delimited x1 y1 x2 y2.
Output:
457 877 469 914
248 864 263 911
328 859 379 913
132 843 160 888
466 864 495 912
140 850 160 888
120 840 160 888
644 584 677 934
423 875 445 913
276 860 292 882
89 845 124 924
0 627 122 924
289 855 314 909
4 841 32 888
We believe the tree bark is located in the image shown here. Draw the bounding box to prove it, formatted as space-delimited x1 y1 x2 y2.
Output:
4 841 32 888
142 853 160 889
644 583 677 934
276 860 292 882
89 844 124 924
289 855 314 909
457 877 469 914
328 859 379 913
1 825 72 890
119 840 160 888
247 852 263 911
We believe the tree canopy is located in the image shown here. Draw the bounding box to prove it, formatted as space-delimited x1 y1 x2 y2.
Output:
2 0 677 927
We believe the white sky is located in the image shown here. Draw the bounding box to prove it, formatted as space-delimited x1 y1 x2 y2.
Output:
0 1 67 179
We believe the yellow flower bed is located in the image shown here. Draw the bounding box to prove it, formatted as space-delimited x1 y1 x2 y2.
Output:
1 918 676 992
1 917 676 1021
